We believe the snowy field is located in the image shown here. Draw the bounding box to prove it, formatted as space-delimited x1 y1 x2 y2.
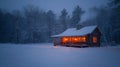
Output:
0 43 120 67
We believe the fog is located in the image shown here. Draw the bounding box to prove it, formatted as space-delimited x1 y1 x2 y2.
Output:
0 0 108 15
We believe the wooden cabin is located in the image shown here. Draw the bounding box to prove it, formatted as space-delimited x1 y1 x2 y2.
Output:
51 25 101 47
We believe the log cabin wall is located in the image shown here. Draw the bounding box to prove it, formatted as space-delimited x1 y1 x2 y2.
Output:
90 28 101 47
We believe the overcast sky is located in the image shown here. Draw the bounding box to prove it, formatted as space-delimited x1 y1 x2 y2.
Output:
0 0 108 15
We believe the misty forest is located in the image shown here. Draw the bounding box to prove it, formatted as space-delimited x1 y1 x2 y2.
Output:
0 0 120 45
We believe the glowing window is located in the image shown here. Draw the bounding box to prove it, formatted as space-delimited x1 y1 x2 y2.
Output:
76 36 86 42
62 36 87 43
62 37 70 43
81 36 86 42
72 37 79 42
93 37 97 43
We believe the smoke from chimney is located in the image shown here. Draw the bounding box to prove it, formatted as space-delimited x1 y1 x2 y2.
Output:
80 8 98 23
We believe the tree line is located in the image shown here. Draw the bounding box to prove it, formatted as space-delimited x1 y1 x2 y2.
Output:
0 0 120 44
0 5 84 43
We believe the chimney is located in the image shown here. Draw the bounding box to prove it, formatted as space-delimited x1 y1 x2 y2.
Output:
76 23 83 30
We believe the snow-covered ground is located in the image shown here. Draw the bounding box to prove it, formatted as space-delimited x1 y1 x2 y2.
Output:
0 43 120 67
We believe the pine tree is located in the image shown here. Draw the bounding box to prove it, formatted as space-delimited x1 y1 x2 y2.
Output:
59 8 68 31
46 10 56 42
109 0 120 43
71 5 84 27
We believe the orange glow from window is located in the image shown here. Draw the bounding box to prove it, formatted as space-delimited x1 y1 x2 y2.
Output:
62 36 87 44
72 37 79 42
81 36 86 42
62 37 69 43
93 37 97 43
74 38 77 41
64 38 68 41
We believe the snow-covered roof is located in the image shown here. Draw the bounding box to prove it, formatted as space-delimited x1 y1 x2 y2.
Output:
52 25 97 37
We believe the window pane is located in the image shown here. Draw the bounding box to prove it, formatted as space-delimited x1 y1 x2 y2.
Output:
93 37 97 43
